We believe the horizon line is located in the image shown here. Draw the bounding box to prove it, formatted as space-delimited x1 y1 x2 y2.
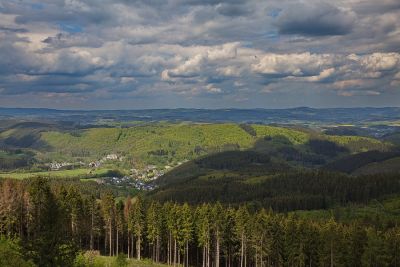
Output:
1 106 400 112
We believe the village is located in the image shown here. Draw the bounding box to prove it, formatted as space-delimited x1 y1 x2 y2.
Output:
47 154 187 191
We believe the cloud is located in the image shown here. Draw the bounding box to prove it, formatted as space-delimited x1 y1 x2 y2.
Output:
215 3 252 17
0 0 399 108
359 53 400 72
161 42 239 80
251 52 334 77
276 2 356 36
42 33 103 48
333 79 367 90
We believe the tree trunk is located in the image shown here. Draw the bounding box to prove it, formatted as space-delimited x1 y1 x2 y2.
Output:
174 238 177 267
104 231 107 255
244 241 247 267
156 235 160 263
207 241 210 267
116 229 119 255
90 211 94 250
168 234 170 265
137 235 141 260
127 231 130 258
132 234 135 258
216 230 220 267
203 246 206 267
240 232 244 267
186 240 189 267
255 248 258 267
109 219 112 256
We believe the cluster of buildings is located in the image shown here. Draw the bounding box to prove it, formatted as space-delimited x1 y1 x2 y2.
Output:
130 160 187 181
98 175 156 191
48 154 188 192
49 162 72 170
131 165 165 181
88 154 122 169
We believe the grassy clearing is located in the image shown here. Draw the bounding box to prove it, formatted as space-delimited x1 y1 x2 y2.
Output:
0 168 111 180
97 256 169 267
76 253 170 267
243 175 273 184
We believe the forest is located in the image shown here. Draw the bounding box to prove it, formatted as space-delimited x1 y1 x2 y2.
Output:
0 177 399 267
1 120 400 266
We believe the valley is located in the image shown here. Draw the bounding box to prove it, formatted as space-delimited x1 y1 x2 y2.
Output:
1 108 400 266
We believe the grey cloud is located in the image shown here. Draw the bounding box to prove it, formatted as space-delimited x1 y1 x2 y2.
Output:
216 3 252 17
42 33 103 49
0 0 399 107
179 0 245 6
0 26 28 33
276 2 355 36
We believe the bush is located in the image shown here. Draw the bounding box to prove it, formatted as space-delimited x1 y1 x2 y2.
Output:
113 253 128 267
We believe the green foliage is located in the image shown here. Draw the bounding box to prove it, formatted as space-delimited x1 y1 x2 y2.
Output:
38 123 389 167
324 150 400 174
326 135 390 153
239 124 257 137
24 178 78 266
195 150 270 170
353 156 400 175
0 238 36 267
40 123 258 165
151 157 400 211
1 178 400 266
114 253 128 267
307 138 348 156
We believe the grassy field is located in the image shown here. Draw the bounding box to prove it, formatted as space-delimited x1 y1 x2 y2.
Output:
0 168 112 179
97 257 169 267
75 253 170 267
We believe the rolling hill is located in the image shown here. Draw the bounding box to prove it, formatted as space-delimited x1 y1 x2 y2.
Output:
148 150 400 211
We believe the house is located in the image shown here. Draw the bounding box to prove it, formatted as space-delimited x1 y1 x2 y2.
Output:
89 161 101 168
105 154 118 160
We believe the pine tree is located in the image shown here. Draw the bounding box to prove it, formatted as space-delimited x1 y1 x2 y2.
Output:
129 196 144 260
319 218 343 267
146 202 163 262
235 205 250 267
115 199 125 256
362 228 391 267
100 192 115 256
211 202 225 267
251 209 273 267
26 177 76 267
196 204 211 267
124 196 133 258
180 203 193 267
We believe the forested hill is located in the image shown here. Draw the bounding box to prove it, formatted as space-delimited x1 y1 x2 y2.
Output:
0 122 392 169
149 136 400 208
149 155 400 210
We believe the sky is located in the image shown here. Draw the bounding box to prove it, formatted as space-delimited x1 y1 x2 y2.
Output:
0 0 399 109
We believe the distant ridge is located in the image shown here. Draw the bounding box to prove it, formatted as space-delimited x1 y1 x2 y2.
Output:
1 107 399 125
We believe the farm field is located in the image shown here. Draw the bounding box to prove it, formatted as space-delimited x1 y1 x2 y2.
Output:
0 168 112 180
